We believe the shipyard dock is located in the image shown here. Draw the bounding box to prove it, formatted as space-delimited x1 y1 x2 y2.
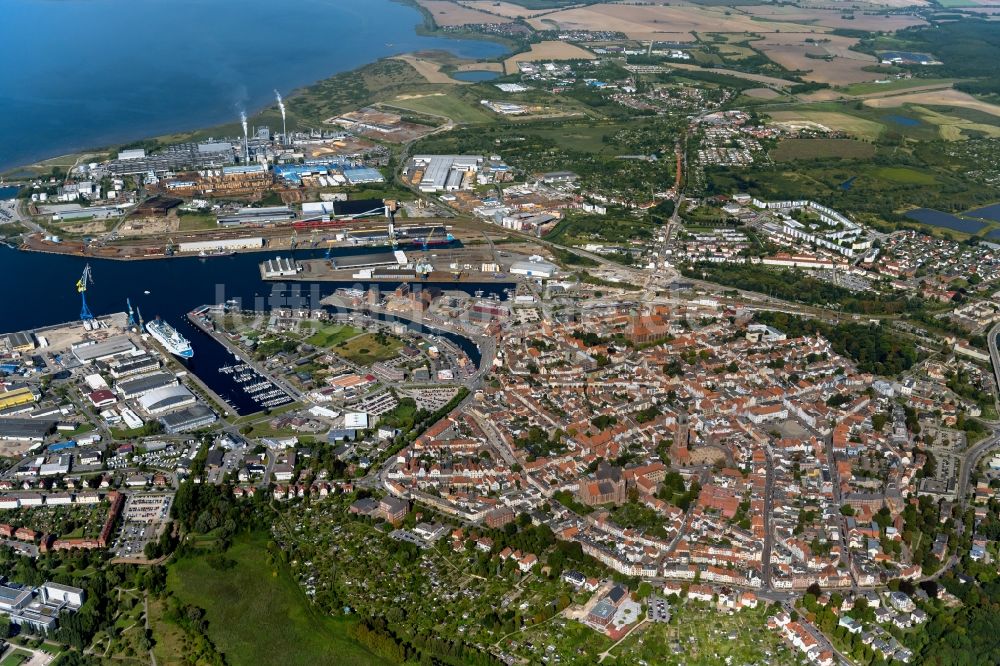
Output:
261 257 517 284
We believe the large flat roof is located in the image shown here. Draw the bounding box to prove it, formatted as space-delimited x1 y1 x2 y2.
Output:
72 336 136 363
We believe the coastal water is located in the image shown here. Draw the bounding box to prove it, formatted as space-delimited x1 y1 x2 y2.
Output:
904 208 985 234
0 245 509 414
452 70 502 82
0 0 506 172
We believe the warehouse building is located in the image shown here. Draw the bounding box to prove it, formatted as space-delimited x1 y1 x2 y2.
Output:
178 237 264 253
1 332 35 354
0 419 56 442
72 336 137 364
104 352 160 379
409 155 483 192
138 385 196 415
115 372 178 399
509 259 557 279
160 404 217 433
217 206 294 227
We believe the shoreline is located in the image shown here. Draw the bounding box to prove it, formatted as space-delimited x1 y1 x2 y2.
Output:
0 1 512 180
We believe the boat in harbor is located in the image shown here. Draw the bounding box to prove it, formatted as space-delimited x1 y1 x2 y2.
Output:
146 318 194 358
199 249 236 258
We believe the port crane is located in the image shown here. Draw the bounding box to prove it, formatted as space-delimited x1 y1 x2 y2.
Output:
126 298 137 330
77 264 94 321
325 239 335 260
423 226 441 252
136 306 145 332
290 230 298 250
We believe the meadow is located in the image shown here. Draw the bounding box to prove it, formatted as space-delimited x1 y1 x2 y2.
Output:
164 533 385 666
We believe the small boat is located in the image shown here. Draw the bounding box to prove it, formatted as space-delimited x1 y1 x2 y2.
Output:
143 290 150 294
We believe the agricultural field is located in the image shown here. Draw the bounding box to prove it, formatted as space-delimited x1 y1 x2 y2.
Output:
771 138 876 161
767 109 885 140
415 0 513 26
863 88 1000 119
503 40 595 74
741 5 926 32
459 1 554 17
164 533 384 666
754 33 881 85
527 3 810 39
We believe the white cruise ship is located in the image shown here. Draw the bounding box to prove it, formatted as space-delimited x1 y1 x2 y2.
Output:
146 318 194 359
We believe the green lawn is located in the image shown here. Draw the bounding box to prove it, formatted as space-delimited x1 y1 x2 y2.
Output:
0 650 31 666
166 533 385 666
306 324 362 349
335 333 404 366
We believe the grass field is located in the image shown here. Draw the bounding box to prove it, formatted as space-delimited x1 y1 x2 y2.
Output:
176 214 218 232
385 91 494 123
336 333 404 366
0 651 30 666
873 166 937 185
767 109 885 140
149 598 189 665
840 78 955 97
306 324 362 349
166 533 385 666
771 138 876 161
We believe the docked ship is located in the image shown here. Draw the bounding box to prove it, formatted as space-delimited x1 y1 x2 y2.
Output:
146 318 194 358
199 249 236 258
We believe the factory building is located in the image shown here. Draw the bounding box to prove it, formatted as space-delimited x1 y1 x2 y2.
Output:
104 141 235 176
217 206 294 227
1 332 35 354
178 237 264 253
0 387 38 412
343 167 385 185
408 155 483 192
71 336 137 364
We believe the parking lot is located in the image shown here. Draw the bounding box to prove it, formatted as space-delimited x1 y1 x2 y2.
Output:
647 594 671 623
111 493 173 558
